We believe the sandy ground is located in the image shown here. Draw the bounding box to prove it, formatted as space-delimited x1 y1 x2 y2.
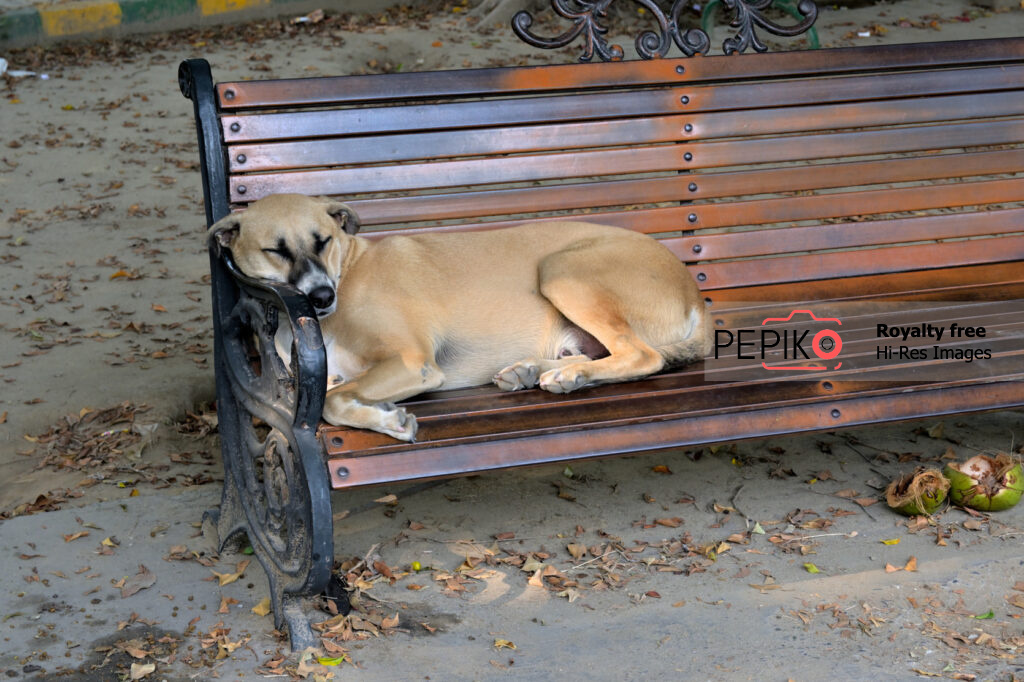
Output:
1 1 1024 679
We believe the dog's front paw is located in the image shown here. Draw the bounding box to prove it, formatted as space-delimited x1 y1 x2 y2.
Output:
375 402 418 442
494 362 540 391
538 366 589 394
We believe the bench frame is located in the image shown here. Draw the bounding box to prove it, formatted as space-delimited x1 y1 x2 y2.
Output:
180 6 1024 649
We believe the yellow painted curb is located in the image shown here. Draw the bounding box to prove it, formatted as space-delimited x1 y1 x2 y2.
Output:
197 0 270 17
37 0 122 37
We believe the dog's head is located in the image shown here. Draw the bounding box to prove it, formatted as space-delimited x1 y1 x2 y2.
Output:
207 194 360 318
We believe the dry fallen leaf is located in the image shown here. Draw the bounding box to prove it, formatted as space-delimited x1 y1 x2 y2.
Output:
904 556 918 572
493 638 516 650
218 596 239 613
251 597 272 616
130 662 155 680
121 565 157 598
211 559 250 587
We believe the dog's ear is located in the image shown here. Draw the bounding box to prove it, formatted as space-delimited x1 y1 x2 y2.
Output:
318 198 361 236
208 214 241 249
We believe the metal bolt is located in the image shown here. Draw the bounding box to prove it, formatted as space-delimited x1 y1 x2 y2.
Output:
230 122 241 133
688 213 697 223
680 95 690 104
831 409 841 418
675 65 685 74
696 272 707 282
331 436 343 447
237 185 247 194
336 466 350 479
224 89 236 100
684 152 693 162
822 381 833 390
236 154 247 164
684 123 693 133
692 244 702 253
688 182 697 192
715 318 724 326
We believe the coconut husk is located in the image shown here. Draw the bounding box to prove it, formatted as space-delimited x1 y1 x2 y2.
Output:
885 468 950 516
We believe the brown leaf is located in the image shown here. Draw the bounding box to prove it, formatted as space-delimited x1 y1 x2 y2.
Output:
407 521 425 531
121 564 157 598
853 497 878 507
884 563 901 573
904 556 918 572
211 559 250 587
63 531 89 542
381 613 399 629
493 531 515 541
566 542 587 560
834 489 859 498
218 596 238 614
651 465 673 475
654 517 683 528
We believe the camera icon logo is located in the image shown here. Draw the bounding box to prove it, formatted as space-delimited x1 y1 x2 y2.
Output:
760 309 843 371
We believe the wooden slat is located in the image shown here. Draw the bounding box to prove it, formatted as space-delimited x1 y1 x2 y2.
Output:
230 148 1024 204
221 65 1024 143
216 38 1024 109
695 235 1024 290
322 378 1024 488
230 114 1024 175
361 176 1024 239
706 262 1024 305
668 209 1024 262
227 90 1024 171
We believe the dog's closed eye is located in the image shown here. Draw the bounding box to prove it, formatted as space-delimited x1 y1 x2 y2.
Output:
262 239 294 262
313 234 332 255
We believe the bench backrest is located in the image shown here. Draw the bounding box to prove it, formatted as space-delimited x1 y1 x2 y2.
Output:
207 37 1024 311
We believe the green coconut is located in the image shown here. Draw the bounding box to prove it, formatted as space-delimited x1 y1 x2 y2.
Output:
944 453 1023 512
885 468 950 516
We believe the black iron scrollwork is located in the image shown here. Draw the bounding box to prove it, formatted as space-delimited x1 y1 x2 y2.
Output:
721 0 816 54
206 251 334 651
512 0 817 61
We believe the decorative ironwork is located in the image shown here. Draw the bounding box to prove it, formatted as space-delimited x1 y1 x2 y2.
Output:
182 58 337 651
512 0 817 61
204 248 335 651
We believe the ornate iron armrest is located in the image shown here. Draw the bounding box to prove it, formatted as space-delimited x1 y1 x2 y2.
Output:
207 243 334 651
512 0 818 62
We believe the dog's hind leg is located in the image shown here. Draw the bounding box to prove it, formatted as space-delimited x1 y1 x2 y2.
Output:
532 239 695 394
323 351 444 441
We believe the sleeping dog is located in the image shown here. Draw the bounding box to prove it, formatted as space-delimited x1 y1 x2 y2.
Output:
208 194 709 441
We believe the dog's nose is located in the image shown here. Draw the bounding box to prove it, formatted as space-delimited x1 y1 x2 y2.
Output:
308 286 335 310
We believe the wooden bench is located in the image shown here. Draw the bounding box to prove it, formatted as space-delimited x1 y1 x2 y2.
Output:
179 23 1024 648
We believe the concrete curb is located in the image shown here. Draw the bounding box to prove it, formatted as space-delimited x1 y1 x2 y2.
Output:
0 0 396 48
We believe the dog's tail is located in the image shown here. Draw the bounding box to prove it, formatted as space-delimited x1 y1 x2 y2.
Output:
656 303 712 368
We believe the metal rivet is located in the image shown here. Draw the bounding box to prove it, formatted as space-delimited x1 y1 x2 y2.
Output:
675 65 685 74
704 297 713 305
684 123 693 133
830 409 841 418
688 182 697 192
680 95 690 105
688 213 697 223
236 154 247 164
692 244 702 253
336 466 350 479
237 185 247 194
715 318 724 325
224 89 236 100
696 272 707 282
331 436 343 447
684 152 693 162
230 122 241 132
822 381 833 390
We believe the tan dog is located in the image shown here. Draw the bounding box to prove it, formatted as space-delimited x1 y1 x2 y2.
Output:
209 194 709 442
